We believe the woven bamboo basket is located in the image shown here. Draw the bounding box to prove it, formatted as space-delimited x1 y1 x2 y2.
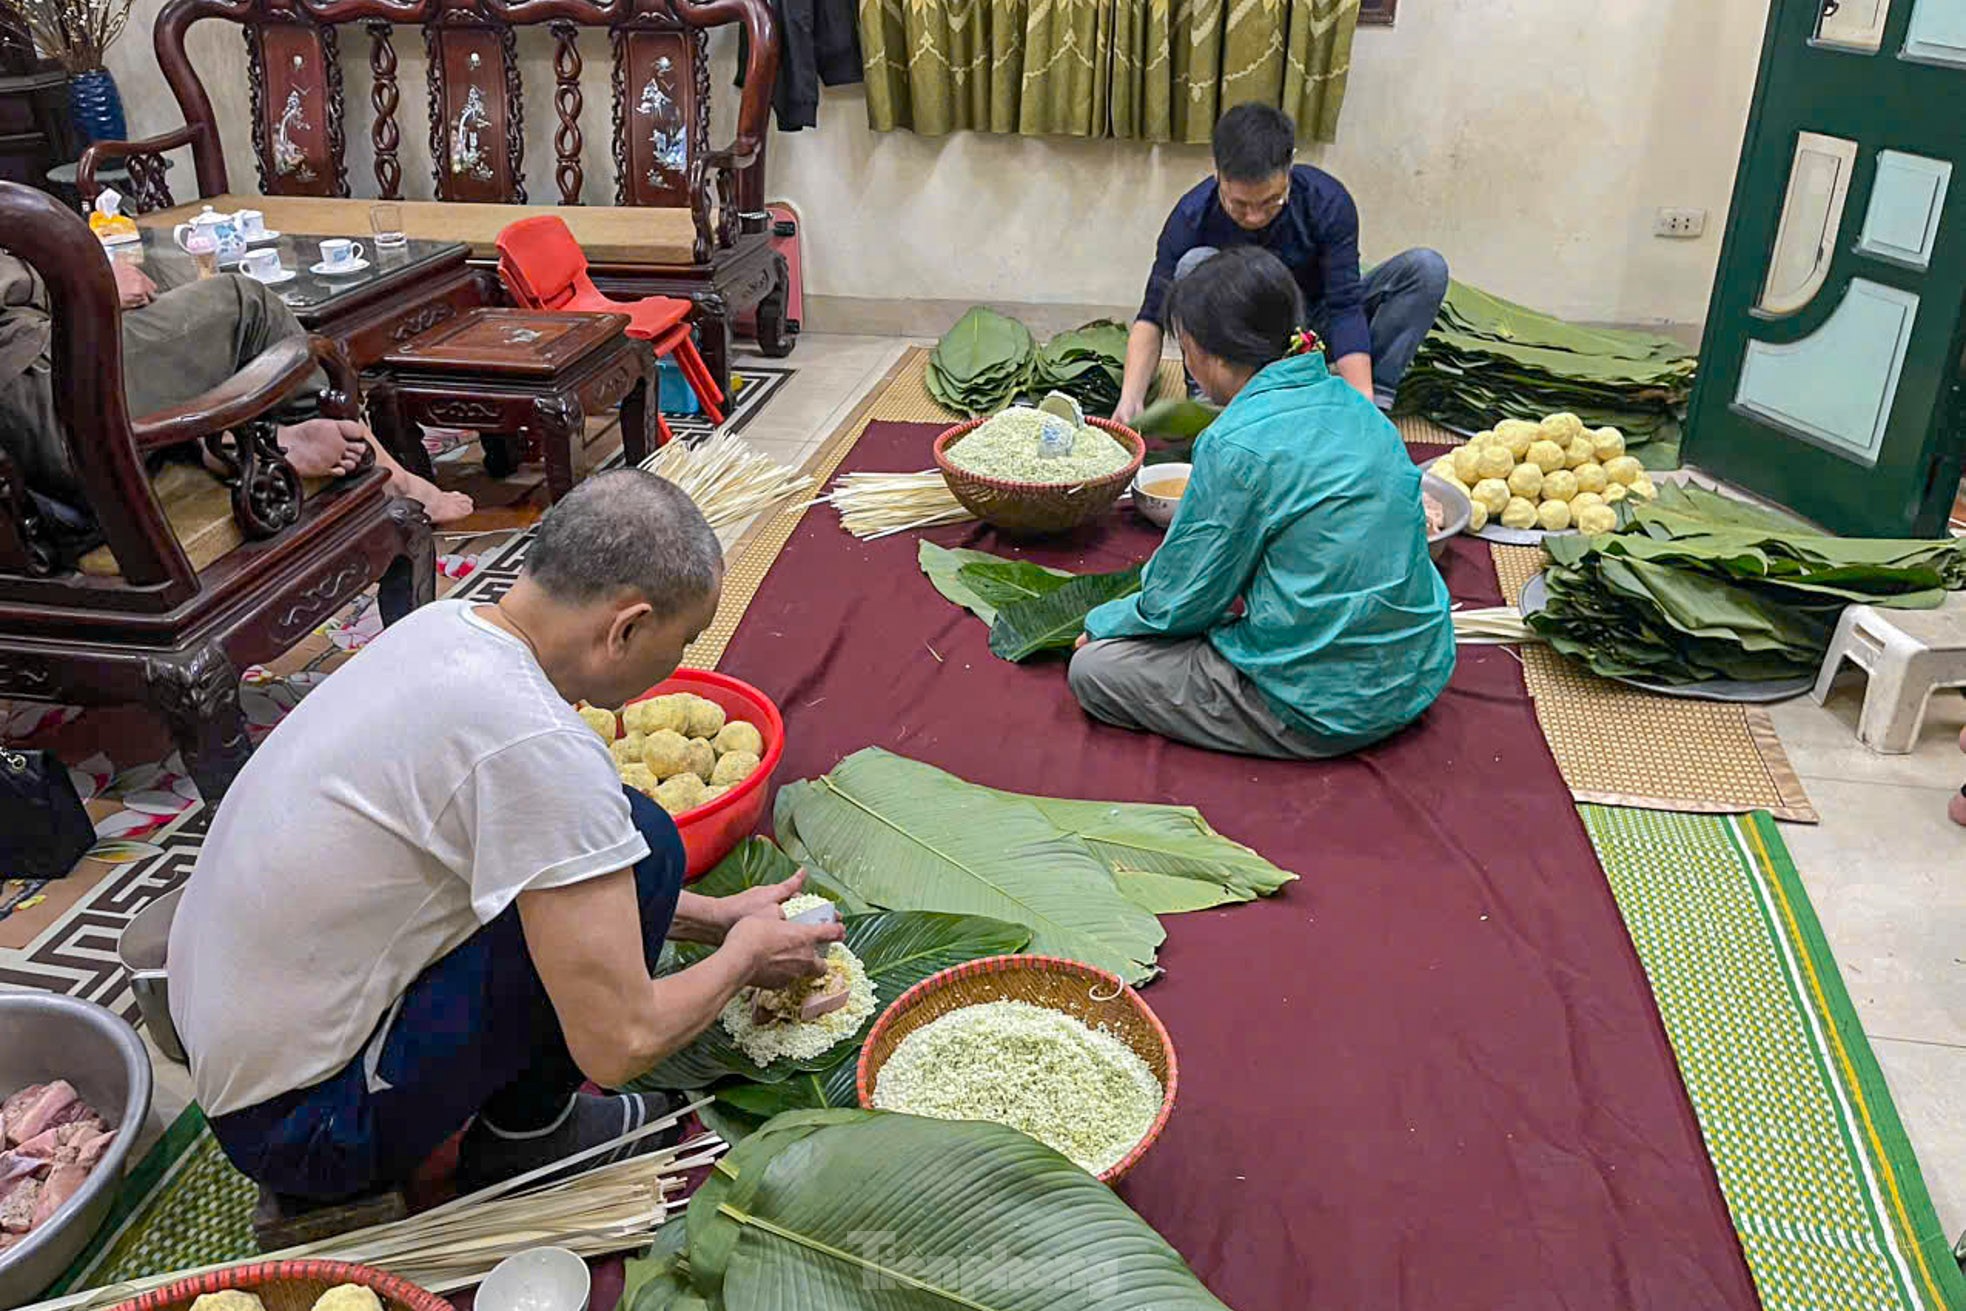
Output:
854 954 1178 1184
110 1260 450 1311
932 418 1146 536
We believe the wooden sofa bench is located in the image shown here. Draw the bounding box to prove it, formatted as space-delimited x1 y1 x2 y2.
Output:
81 0 792 396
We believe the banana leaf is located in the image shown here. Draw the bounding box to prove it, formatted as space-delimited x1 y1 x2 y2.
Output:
988 565 1144 661
917 543 1147 662
1434 280 1693 362
622 1221 699 1311
1636 482 1815 534
1130 396 1220 465
928 307 1035 416
1394 278 1696 465
918 541 1073 627
633 866 1029 1091
773 749 1167 983
1131 397 1221 441
958 559 1078 612
1031 321 1133 417
684 1113 1232 1310
685 836 870 915
1528 486 1966 682
980 788 1296 909
686 1109 880 1297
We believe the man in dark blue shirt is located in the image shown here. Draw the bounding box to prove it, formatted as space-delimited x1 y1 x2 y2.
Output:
1116 103 1449 417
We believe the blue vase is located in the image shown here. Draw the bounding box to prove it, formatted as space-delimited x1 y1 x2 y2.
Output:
67 68 127 144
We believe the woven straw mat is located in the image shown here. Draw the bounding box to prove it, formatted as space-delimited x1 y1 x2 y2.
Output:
1492 544 1815 822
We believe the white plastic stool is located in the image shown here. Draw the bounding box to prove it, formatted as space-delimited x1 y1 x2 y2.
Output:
1811 595 1966 754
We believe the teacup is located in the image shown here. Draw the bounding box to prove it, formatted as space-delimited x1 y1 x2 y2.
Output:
234 208 267 239
318 238 364 269
240 248 282 280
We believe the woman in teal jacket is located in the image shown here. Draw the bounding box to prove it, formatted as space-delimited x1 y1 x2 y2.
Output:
1071 246 1455 758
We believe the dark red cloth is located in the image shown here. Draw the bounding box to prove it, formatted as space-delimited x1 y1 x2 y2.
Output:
713 423 1757 1310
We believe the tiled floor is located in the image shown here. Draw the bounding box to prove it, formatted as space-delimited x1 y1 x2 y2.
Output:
133 332 1966 1255
1765 685 1966 1237
732 333 925 470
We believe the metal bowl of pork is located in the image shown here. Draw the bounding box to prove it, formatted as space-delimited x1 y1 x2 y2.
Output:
0 992 153 1309
1420 471 1472 561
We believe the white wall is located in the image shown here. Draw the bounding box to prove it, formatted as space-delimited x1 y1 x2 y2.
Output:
104 0 1771 325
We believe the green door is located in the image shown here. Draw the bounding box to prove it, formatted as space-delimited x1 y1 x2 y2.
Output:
1684 0 1966 536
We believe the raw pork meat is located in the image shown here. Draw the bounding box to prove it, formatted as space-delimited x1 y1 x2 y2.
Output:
7 1082 94 1146
14 1118 109 1162
0 1081 116 1243
0 1171 40 1234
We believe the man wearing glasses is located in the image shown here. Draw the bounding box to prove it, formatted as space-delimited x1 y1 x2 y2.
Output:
1115 102 1449 418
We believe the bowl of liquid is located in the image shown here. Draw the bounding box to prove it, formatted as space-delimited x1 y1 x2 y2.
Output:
1132 463 1190 528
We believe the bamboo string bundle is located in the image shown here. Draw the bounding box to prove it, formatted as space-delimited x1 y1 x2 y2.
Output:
21 1107 723 1311
644 433 815 538
1453 606 1541 645
817 470 975 540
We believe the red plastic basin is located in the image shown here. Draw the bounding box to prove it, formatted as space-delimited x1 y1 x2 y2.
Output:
621 668 784 880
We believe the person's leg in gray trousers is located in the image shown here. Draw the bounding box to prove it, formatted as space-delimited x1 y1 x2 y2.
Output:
1067 637 1349 760
0 275 325 503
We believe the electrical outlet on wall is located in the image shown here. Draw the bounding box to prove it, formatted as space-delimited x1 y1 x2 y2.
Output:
1654 207 1708 239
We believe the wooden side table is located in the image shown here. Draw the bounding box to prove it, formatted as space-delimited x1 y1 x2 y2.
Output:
369 308 655 503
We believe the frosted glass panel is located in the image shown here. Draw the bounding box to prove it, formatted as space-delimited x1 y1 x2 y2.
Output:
1858 151 1953 267
1758 133 1859 316
1736 279 1919 464
1817 0 1892 51
1903 0 1966 65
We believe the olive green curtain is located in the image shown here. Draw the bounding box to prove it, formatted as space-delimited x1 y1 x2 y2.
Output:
858 0 1361 143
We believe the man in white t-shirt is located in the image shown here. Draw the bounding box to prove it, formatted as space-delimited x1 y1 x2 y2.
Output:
168 470 841 1206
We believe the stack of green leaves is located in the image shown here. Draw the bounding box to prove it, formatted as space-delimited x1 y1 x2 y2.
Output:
1527 483 1966 684
919 541 1142 660
1029 319 1136 417
621 1110 1233 1311
1394 279 1697 467
635 748 1292 1141
924 306 1035 415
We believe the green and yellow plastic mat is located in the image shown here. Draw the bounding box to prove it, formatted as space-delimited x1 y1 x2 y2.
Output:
1583 806 1965 1311
50 1105 258 1296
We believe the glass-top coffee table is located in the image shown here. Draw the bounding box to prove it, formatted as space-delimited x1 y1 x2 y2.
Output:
124 229 470 322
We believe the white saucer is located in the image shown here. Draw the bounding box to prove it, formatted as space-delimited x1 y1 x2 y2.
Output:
247 268 296 285
244 230 281 244
310 258 370 276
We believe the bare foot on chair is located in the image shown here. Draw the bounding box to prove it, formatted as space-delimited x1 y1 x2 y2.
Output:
390 467 475 524
276 419 369 478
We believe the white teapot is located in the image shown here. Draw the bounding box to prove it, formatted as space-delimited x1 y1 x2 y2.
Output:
172 206 245 263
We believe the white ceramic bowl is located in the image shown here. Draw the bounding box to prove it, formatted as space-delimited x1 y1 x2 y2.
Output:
1132 462 1192 528
475 1246 591 1311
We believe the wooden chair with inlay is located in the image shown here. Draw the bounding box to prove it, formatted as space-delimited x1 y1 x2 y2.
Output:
74 0 793 397
0 183 435 803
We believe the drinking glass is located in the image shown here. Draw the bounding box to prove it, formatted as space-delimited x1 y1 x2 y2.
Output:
370 202 406 250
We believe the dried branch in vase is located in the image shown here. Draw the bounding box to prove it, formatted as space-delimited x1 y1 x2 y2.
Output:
0 0 135 72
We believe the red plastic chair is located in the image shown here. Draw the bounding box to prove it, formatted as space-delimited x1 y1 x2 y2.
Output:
494 216 726 443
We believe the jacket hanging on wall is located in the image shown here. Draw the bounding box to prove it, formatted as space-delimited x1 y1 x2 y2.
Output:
736 0 862 132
